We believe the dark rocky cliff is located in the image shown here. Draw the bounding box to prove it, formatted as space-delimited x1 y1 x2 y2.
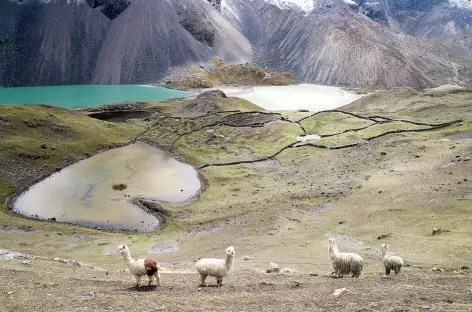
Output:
1 0 109 86
0 0 252 86
1 0 470 88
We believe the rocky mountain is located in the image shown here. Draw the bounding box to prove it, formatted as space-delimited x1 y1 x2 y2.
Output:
405 2 472 49
0 0 252 86
222 0 470 88
351 0 472 37
248 0 472 54
352 0 472 80
85 0 132 20
1 0 471 88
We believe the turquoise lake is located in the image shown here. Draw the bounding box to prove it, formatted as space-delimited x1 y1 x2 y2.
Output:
0 85 194 109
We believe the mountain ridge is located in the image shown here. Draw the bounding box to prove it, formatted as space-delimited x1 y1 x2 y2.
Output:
222 0 470 88
0 0 471 88
0 0 252 86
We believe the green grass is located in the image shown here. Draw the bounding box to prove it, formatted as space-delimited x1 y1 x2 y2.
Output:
300 112 374 135
219 97 263 112
1 89 472 276
275 110 312 122
344 87 472 122
174 122 302 165
0 180 14 200
2 89 472 312
315 121 428 146
0 104 144 215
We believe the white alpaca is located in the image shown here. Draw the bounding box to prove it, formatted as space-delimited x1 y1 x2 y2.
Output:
328 238 363 278
381 243 403 277
195 246 235 287
117 244 160 287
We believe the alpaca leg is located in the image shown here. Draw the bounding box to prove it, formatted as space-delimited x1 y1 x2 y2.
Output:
332 268 340 278
135 275 142 287
394 267 401 275
155 272 160 286
199 274 207 287
148 275 154 286
384 267 390 277
350 268 356 278
217 276 223 287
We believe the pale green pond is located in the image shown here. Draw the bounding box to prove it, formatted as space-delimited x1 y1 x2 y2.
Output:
13 142 201 232
0 85 194 109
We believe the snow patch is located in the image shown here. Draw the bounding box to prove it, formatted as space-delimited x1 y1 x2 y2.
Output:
296 134 321 142
264 0 314 13
342 0 357 7
449 0 472 9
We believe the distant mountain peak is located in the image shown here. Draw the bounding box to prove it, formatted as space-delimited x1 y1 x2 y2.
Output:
264 0 314 13
450 0 472 9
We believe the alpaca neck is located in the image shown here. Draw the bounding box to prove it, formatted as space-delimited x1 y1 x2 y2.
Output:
225 255 234 270
381 248 388 258
329 242 339 257
121 251 132 264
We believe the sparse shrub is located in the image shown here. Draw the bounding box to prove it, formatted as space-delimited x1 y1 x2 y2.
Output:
281 267 297 274
112 183 127 191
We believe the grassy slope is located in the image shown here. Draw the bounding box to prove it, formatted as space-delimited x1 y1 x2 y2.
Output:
0 105 144 232
166 89 472 269
300 111 374 135
1 89 472 311
173 122 302 165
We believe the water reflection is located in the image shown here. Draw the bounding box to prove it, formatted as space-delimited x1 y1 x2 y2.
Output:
13 142 201 232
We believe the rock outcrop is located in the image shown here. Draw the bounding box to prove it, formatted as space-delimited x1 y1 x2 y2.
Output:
86 0 132 19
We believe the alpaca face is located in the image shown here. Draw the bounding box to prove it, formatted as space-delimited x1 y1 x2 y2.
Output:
226 246 235 256
381 243 388 250
328 238 336 245
117 244 129 255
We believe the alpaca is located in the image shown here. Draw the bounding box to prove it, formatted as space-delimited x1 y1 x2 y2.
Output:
117 244 160 287
328 238 363 278
195 246 235 287
381 243 403 277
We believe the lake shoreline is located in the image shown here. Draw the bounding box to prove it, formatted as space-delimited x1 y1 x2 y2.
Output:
6 134 209 234
0 85 194 109
3 82 363 231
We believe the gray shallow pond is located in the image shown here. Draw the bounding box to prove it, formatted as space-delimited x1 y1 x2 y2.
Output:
13 142 201 232
447 132 472 140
